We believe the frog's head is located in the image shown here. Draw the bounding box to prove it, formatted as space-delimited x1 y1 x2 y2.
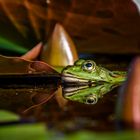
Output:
62 59 126 85
62 84 117 104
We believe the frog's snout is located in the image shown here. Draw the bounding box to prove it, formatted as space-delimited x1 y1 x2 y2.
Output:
61 65 72 74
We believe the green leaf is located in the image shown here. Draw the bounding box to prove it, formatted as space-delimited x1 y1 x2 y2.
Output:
0 124 47 140
0 110 19 122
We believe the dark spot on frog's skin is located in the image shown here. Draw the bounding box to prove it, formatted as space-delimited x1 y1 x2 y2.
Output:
96 10 114 18
102 27 121 36
65 65 72 69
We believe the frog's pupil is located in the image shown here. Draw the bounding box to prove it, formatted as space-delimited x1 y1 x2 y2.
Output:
87 98 94 104
86 63 92 68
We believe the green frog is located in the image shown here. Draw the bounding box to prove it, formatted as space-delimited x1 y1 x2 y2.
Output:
62 59 127 104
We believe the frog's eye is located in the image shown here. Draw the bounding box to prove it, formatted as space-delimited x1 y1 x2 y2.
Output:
85 94 98 104
82 61 96 72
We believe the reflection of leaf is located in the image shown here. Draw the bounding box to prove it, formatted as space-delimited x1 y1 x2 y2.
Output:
23 89 56 114
0 86 58 114
0 55 60 114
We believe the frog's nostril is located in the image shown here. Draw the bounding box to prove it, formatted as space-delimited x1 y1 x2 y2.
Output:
66 65 72 68
109 72 115 77
109 72 120 78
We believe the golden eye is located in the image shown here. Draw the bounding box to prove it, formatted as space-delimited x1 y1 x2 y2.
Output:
85 94 98 104
82 61 96 72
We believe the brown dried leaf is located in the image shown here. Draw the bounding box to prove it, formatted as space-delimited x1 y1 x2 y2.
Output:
0 55 58 74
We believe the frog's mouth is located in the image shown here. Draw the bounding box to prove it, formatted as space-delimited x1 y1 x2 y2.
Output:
61 73 107 86
61 73 90 85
